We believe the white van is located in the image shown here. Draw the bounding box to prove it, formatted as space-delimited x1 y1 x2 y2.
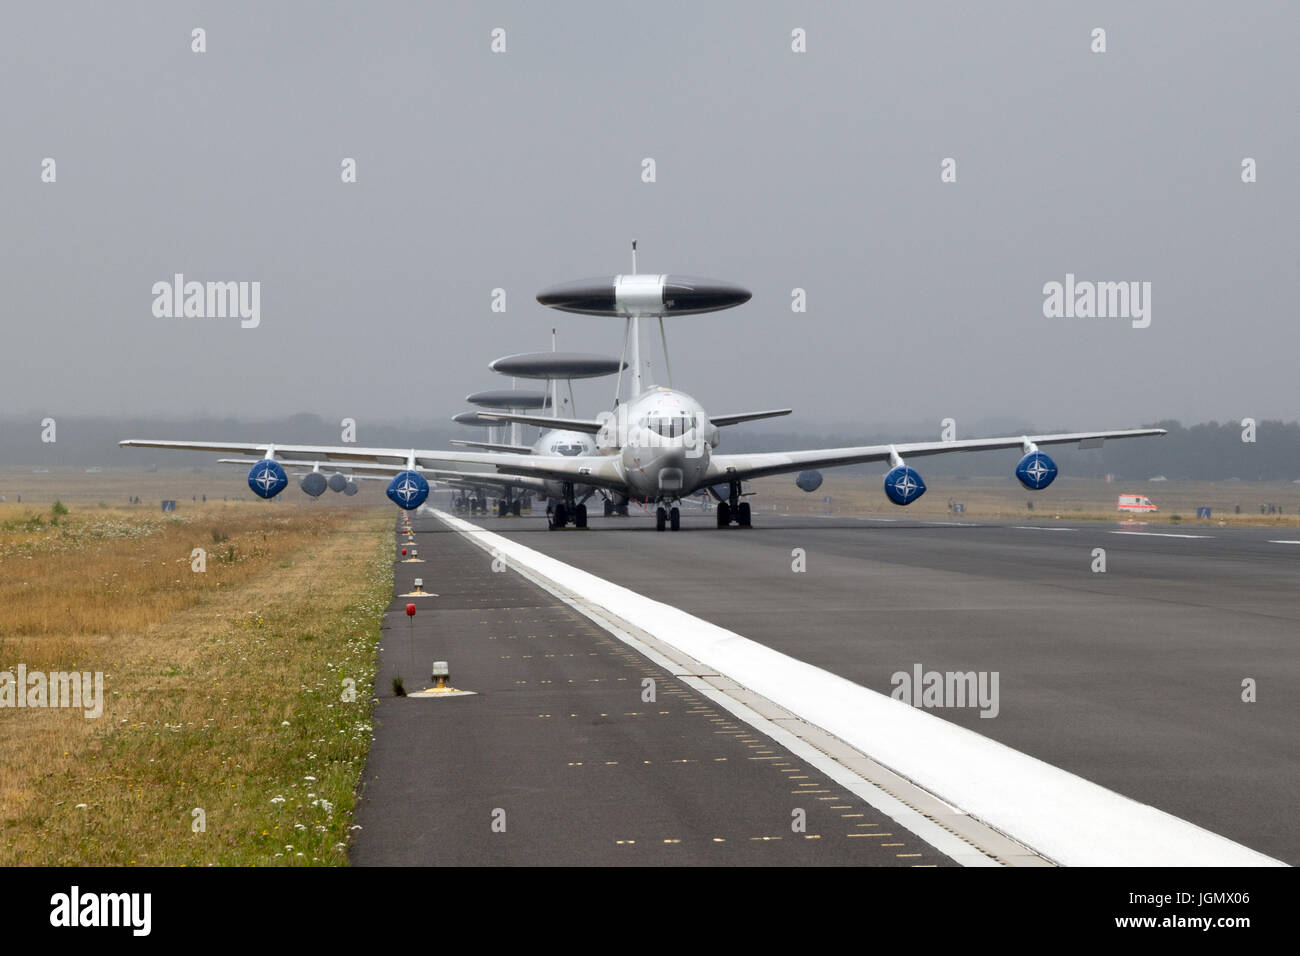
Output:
1118 493 1157 513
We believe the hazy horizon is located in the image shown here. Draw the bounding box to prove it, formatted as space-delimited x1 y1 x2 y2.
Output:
4 2 1297 429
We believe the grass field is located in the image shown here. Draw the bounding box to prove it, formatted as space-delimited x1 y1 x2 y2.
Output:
0 486 393 865
752 474 1300 527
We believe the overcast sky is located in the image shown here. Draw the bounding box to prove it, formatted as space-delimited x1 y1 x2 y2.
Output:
3 1 1296 436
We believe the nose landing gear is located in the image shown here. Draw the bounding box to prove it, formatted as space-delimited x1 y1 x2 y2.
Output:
655 502 682 531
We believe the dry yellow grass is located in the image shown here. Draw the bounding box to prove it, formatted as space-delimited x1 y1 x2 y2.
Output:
752 475 1300 527
0 498 393 865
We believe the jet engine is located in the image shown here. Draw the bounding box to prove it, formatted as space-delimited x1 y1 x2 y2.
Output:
883 465 926 506
1015 451 1058 490
327 473 348 493
300 472 327 497
343 480 359 496
386 470 429 510
247 460 288 499
795 470 824 493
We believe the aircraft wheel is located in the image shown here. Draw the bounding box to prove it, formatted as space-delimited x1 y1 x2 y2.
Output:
512 499 521 516
498 500 507 518
670 506 680 531
738 502 751 527
604 499 614 517
717 502 731 528
575 504 588 528
656 506 667 532
617 504 629 517
553 503 568 529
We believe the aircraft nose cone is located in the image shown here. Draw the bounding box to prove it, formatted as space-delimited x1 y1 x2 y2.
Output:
662 275 751 314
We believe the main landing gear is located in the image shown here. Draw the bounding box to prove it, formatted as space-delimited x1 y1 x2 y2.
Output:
549 483 588 530
716 481 752 528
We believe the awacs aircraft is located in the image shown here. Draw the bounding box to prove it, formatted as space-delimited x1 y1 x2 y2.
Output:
120 251 1165 531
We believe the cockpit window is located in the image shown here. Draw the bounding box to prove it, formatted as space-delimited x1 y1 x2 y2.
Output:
643 414 695 438
550 442 585 456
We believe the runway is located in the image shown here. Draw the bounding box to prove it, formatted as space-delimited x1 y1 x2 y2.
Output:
466 509 1300 865
350 511 957 866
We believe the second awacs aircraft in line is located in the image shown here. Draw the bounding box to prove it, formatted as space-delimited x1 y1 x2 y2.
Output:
122 264 1165 531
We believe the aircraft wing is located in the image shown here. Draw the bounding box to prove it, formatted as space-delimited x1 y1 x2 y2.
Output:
216 456 551 493
218 457 387 473
429 451 628 492
123 440 417 464
707 428 1166 483
449 439 534 454
710 409 793 427
474 412 604 434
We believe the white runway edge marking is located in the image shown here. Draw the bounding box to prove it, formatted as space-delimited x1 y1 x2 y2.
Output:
427 508 1283 868
1012 526 1076 532
1110 531 1214 539
1269 540 1300 545
428 509 993 867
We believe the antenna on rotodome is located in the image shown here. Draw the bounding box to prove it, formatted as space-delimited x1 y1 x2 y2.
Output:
631 239 637 274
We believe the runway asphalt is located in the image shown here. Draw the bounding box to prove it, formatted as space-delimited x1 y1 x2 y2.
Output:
467 506 1300 865
350 510 955 866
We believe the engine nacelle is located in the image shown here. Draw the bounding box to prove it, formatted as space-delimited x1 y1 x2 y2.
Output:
795 470 824 493
343 480 358 497
1015 451 1058 490
883 465 926 506
300 472 327 497
327 473 348 493
386 470 429 510
248 460 288 499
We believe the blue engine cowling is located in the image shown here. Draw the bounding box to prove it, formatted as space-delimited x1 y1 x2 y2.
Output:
796 470 824 493
386 470 429 510
883 465 926 505
248 459 288 499
1015 451 1058 490
327 473 348 493
300 472 327 497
